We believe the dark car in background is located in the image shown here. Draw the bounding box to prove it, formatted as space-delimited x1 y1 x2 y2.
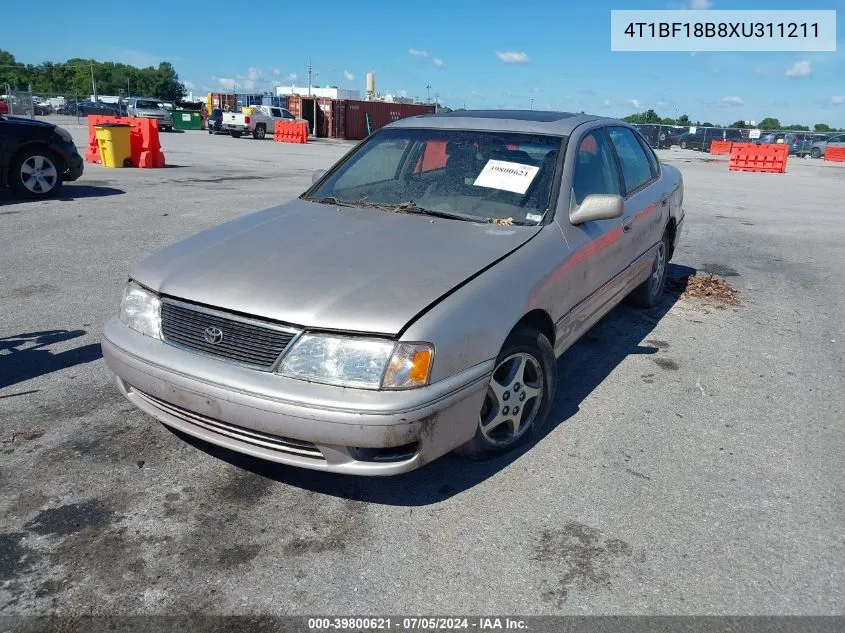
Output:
677 128 743 151
207 108 228 135
632 124 687 149
810 133 845 159
60 100 122 117
0 115 83 198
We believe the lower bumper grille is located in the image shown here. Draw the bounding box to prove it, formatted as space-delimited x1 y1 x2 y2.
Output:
133 388 324 460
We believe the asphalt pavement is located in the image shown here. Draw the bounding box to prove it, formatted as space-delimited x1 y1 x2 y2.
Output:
1 124 842 616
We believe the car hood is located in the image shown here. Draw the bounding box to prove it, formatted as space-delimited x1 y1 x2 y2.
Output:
131 199 540 335
4 116 55 129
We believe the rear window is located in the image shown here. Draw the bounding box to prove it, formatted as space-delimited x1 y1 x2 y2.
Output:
134 100 160 109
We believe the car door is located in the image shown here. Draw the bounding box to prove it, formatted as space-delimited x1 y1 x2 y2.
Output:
606 126 666 290
553 127 629 349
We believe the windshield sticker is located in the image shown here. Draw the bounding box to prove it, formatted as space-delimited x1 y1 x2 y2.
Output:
473 160 540 195
526 213 543 223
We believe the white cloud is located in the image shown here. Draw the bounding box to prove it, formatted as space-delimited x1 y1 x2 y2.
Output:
720 96 744 105
785 60 812 78
409 49 430 58
287 73 297 82
432 58 444 68
214 76 238 90
656 100 668 107
832 96 845 105
183 80 195 90
398 89 409 98
496 51 530 64
602 100 612 107
247 67 262 82
344 70 355 81
272 68 281 76
626 99 643 108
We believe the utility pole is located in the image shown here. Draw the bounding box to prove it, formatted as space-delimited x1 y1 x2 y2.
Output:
307 61 313 97
127 78 130 98
90 62 97 102
434 92 439 113
529 97 534 110
426 84 431 103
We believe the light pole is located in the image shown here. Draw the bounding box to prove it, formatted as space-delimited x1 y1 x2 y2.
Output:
426 85 431 103
529 97 534 110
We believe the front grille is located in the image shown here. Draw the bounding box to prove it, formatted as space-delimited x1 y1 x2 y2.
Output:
133 388 324 460
160 300 298 369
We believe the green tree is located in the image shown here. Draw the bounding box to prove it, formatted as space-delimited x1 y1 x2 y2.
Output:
759 117 780 130
814 123 832 132
729 120 746 128
623 109 662 124
676 114 691 126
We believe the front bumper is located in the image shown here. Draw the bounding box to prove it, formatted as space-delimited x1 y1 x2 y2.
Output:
101 318 491 475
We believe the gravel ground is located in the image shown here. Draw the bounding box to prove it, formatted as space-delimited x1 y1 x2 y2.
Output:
0 124 843 616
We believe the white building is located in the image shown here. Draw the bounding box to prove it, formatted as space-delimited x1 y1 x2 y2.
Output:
275 85 361 100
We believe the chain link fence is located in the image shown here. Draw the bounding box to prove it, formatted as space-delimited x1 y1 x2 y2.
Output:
632 123 838 157
3 84 35 118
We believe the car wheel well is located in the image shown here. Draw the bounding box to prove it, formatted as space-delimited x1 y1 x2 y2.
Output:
10 142 64 172
513 309 555 348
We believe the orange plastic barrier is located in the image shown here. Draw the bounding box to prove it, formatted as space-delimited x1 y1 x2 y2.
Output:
84 115 165 168
729 143 788 174
273 120 308 144
709 140 732 155
824 146 845 162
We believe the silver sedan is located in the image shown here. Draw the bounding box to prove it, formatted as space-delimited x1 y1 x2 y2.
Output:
102 110 685 475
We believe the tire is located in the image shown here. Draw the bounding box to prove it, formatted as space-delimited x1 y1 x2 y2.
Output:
455 326 556 461
253 124 266 140
811 148 821 159
230 131 242 139
9 147 63 199
680 140 688 149
208 129 213 135
628 230 670 308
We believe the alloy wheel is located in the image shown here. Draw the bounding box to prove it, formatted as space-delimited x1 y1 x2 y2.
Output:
479 353 544 446
651 240 667 297
20 155 58 194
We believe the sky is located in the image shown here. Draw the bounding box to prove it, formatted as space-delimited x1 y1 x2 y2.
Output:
5 0 845 126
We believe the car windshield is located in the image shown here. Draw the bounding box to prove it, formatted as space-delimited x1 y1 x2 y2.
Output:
135 100 161 109
305 128 564 225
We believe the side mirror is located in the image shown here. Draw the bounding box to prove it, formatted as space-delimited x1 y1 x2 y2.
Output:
569 194 624 225
312 169 327 184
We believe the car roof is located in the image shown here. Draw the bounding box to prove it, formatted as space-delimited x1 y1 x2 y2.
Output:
387 109 609 135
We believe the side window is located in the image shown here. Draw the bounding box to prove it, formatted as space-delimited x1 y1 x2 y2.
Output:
607 127 655 194
635 133 659 177
281 109 294 119
572 129 621 206
270 108 282 118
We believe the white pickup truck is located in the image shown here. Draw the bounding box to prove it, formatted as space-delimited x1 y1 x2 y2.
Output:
222 105 309 140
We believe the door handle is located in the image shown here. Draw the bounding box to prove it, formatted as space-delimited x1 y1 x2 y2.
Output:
661 195 669 206
622 217 633 233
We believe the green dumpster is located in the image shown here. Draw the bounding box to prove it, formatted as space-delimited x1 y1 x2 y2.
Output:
171 109 202 131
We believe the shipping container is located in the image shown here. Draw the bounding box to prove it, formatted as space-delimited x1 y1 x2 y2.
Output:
235 93 264 108
342 101 435 140
332 99 346 139
286 95 303 119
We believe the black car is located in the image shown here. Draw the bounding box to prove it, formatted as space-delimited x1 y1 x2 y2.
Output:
677 128 743 151
207 108 227 135
0 115 84 198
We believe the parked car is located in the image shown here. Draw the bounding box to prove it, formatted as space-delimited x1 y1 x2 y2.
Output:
223 104 308 139
207 108 228 135
810 133 845 159
783 133 813 157
125 97 173 132
677 128 743 151
102 110 685 475
65 100 122 117
0 114 83 198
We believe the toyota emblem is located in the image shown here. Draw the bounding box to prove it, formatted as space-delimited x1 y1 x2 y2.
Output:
203 326 223 345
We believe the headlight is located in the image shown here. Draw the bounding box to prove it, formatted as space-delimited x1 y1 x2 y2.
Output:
119 281 161 339
277 335 433 390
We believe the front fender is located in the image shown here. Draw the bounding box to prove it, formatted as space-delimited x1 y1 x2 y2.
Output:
401 225 568 383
